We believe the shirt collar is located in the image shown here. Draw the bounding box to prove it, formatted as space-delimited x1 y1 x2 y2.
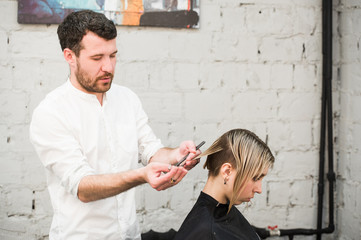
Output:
66 78 107 105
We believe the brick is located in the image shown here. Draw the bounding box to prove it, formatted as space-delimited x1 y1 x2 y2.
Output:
0 152 23 184
0 90 29 124
0 31 9 61
294 64 320 92
340 8 361 35
245 5 294 36
0 1 18 31
285 206 316 228
148 62 176 91
198 4 222 31
351 124 361 152
116 31 170 61
141 208 183 232
341 35 361 62
212 33 258 61
304 35 322 62
173 62 203 90
351 96 361 122
169 32 212 62
22 153 47 187
5 187 33 216
168 179 194 210
293 6 320 35
199 62 248 92
341 64 361 94
268 181 290 206
278 92 320 120
270 64 293 90
12 60 42 91
1 124 33 153
232 91 278 121
0 218 27 234
140 92 183 123
38 60 69 90
10 29 60 60
290 180 314 206
356 185 361 218
143 185 169 210
259 36 304 62
184 92 232 122
242 206 288 227
0 63 13 90
244 64 271 90
114 62 151 90
33 189 52 216
272 150 319 179
220 7 247 35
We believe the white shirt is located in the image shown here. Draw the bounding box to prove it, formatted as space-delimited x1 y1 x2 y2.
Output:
29 80 163 240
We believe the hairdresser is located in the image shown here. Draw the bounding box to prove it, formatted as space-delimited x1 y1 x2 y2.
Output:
29 10 200 240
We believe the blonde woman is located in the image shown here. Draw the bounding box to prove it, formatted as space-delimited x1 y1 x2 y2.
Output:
174 129 275 240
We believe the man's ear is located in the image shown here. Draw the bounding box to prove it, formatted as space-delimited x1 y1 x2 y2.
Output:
63 48 76 66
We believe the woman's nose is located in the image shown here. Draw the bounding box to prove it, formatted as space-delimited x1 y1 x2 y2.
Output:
254 181 263 194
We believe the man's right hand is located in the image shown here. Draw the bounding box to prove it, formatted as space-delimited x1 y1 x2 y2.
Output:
143 162 188 191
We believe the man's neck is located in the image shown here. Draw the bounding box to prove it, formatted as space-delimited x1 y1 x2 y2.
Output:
69 76 104 105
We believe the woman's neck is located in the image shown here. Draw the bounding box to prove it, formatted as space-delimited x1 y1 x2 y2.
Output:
203 176 228 204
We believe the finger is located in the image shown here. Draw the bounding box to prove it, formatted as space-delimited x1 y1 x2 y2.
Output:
183 158 200 170
175 168 187 182
170 167 183 183
151 166 177 186
185 149 202 162
173 167 188 183
157 163 173 173
180 141 197 155
158 167 187 190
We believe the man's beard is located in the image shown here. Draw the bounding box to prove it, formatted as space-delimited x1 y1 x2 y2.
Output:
75 62 114 93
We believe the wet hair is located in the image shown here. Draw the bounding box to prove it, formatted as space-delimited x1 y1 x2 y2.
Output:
199 129 274 211
57 10 117 56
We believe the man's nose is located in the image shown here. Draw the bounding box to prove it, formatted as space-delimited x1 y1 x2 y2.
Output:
101 57 114 73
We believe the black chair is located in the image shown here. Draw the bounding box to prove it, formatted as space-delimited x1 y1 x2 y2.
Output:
141 229 177 240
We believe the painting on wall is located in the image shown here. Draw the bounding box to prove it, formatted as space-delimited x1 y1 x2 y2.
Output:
18 0 199 28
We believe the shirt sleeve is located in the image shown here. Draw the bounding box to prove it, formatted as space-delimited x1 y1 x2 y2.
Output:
29 104 96 198
128 89 163 165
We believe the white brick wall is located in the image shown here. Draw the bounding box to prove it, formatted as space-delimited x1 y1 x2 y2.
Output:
0 0 360 239
336 1 361 240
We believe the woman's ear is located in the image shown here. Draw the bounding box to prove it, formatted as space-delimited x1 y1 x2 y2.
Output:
220 163 233 184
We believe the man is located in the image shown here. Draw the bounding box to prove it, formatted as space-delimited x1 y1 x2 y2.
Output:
29 10 200 240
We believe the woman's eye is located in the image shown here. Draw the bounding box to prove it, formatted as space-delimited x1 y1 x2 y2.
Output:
253 176 263 181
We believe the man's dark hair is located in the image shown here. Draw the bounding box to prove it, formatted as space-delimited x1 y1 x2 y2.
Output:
57 10 117 56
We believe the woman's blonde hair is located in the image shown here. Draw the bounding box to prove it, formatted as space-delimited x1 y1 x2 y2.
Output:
199 129 274 211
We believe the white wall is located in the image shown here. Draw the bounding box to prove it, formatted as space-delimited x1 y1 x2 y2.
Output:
336 0 361 240
0 0 359 239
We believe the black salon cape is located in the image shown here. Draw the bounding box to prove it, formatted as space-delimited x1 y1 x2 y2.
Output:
174 192 260 240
